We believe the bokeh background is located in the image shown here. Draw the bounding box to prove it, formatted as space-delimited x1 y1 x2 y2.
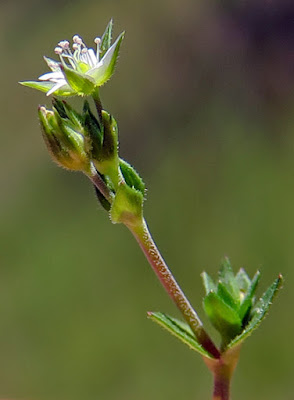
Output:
1 0 293 399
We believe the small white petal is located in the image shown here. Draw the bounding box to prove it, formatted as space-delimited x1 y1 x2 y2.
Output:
88 59 104 74
39 71 64 81
46 80 67 96
87 48 98 67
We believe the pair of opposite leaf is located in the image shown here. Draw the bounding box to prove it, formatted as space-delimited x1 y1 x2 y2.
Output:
149 259 282 359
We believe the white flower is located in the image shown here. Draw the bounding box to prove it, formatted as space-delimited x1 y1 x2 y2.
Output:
21 25 124 97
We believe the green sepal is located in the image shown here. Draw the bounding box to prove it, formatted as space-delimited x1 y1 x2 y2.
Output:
53 99 84 132
110 182 143 226
201 272 216 295
52 98 68 119
38 107 62 159
228 275 283 349
203 292 242 345
83 100 103 159
20 81 75 97
88 32 124 86
119 158 145 197
100 19 113 58
239 270 261 322
43 56 60 72
91 110 119 188
53 111 88 162
61 65 95 95
100 111 118 162
147 312 214 359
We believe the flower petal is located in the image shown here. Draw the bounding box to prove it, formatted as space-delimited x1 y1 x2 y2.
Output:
47 81 68 96
39 71 64 81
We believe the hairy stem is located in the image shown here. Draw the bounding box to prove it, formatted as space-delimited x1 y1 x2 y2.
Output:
128 217 220 358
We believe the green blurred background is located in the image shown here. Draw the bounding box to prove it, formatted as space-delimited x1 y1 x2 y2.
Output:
1 0 293 399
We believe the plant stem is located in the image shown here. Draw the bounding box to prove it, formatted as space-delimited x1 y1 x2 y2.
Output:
87 163 114 203
204 346 241 400
128 217 220 358
212 364 231 400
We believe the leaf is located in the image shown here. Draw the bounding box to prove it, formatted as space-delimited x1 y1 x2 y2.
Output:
235 268 251 293
203 292 242 341
100 19 113 58
239 270 261 321
110 182 143 226
217 282 239 312
88 32 124 86
227 275 283 349
119 158 146 196
147 312 214 359
218 258 240 306
201 272 216 295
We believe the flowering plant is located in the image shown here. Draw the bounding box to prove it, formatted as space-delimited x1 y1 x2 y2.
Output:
21 20 283 400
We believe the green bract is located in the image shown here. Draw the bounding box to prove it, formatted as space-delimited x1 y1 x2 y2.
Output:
20 20 124 97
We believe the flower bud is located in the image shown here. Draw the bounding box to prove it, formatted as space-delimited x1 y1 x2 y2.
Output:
38 103 91 173
84 106 119 188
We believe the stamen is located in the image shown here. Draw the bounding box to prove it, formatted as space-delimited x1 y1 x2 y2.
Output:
54 47 63 55
94 37 101 60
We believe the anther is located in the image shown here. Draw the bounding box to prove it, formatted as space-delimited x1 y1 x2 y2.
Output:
54 47 63 55
73 35 83 45
58 40 70 49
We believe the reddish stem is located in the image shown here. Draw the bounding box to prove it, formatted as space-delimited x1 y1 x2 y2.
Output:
204 346 241 400
128 218 220 358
